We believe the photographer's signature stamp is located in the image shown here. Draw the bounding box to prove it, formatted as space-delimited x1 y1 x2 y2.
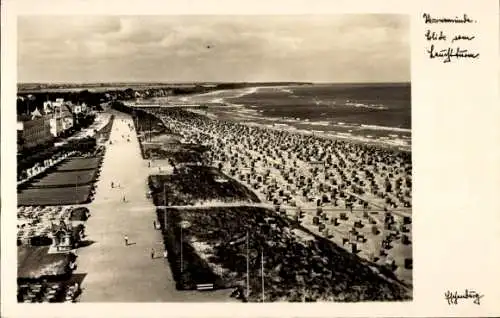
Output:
445 289 484 305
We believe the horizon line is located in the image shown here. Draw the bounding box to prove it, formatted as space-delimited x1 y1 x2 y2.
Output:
18 80 411 85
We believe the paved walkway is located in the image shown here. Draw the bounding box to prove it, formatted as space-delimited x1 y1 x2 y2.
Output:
75 111 232 302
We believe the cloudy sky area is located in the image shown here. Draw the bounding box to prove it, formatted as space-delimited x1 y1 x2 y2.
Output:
18 15 409 83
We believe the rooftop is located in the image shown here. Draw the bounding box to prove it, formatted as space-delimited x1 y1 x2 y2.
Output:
18 246 74 280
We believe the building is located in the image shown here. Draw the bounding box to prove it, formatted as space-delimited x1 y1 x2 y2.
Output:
17 129 24 152
49 117 63 137
43 101 54 114
17 108 53 150
61 106 74 131
50 221 85 251
73 104 82 114
56 104 74 134
43 99 75 137
71 104 83 114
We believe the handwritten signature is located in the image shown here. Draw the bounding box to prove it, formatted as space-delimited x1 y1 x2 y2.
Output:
445 289 484 305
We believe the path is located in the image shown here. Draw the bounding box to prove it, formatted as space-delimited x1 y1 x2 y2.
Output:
74 111 233 302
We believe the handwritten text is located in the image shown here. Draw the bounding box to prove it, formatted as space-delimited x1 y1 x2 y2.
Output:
423 13 476 24
423 13 479 63
445 289 484 305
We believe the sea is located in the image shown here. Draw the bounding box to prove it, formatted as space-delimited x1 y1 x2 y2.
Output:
159 83 411 150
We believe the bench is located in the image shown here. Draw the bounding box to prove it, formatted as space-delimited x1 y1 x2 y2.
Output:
196 283 214 291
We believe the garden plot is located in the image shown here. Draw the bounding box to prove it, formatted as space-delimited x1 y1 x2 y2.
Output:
18 185 94 206
56 157 101 171
149 165 260 206
159 206 410 302
30 170 98 188
144 143 209 164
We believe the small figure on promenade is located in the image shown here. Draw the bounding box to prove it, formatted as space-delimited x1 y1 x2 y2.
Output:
122 195 126 202
151 248 155 259
124 235 129 246
153 220 156 229
163 250 168 258
231 286 244 299
111 181 114 188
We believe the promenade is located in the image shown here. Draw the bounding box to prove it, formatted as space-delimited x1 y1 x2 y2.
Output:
75 111 232 302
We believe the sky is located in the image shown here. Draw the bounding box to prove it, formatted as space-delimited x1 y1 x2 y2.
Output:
18 15 410 83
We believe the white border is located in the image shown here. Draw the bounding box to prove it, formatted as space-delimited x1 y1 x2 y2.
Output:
2 0 500 317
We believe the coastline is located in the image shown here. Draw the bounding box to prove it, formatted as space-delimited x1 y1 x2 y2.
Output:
193 110 411 153
161 85 411 152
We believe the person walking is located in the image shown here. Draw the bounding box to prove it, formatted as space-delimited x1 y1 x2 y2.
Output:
124 235 129 246
151 248 155 259
163 250 168 259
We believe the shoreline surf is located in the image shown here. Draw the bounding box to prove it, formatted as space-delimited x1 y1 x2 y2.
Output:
141 83 411 152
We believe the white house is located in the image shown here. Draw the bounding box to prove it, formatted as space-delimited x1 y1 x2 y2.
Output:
43 101 53 114
49 117 63 137
44 99 74 137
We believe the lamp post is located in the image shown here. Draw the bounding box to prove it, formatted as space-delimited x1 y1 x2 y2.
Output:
181 225 184 273
261 249 265 302
75 175 79 205
163 183 167 229
235 228 265 302
246 230 250 299
179 220 191 273
149 116 152 142
233 230 251 300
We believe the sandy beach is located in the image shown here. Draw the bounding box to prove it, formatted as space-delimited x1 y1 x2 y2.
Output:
148 84 411 151
135 106 412 296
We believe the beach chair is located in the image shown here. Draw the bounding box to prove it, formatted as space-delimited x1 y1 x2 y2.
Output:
351 243 358 254
312 217 320 225
402 234 410 245
404 258 413 269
